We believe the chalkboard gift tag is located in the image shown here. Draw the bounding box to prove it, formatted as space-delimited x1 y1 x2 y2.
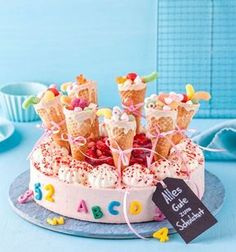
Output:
152 177 217 243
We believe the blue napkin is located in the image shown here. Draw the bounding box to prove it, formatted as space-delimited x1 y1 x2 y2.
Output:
192 119 236 160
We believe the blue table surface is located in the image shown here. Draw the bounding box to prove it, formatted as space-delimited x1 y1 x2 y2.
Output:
0 118 236 252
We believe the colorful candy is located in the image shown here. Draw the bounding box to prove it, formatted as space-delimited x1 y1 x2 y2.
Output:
129 201 142 215
17 190 34 204
186 84 195 100
96 108 112 119
44 184 55 202
142 71 158 83
193 91 211 101
153 227 169 242
116 76 127 84
61 82 71 92
41 90 56 102
48 87 60 96
76 74 87 84
22 96 40 109
60 95 71 105
34 183 42 200
77 200 89 213
127 73 137 81
47 216 64 226
108 201 121 215
91 206 104 219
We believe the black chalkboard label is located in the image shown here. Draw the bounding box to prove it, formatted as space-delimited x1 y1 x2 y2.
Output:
152 177 217 243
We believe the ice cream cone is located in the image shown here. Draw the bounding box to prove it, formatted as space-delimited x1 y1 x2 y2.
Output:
120 87 146 134
76 81 97 104
34 97 70 151
64 107 99 161
172 103 200 145
146 109 177 161
105 119 136 170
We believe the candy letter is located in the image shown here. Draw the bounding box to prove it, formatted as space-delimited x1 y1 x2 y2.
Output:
44 184 55 202
108 201 121 215
17 190 34 204
153 227 169 242
129 201 142 215
91 206 104 219
34 183 42 200
77 200 88 213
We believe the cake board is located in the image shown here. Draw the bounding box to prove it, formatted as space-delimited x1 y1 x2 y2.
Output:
9 170 225 239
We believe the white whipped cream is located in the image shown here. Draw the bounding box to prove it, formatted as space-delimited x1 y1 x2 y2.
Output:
88 164 118 189
31 138 69 176
118 76 146 91
150 159 172 181
122 164 154 187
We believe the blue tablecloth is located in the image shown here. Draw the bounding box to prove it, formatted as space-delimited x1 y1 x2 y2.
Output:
0 119 235 252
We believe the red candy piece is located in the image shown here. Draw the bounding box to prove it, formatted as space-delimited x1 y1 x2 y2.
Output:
71 98 81 108
48 88 60 96
79 99 89 109
127 73 137 81
181 94 189 103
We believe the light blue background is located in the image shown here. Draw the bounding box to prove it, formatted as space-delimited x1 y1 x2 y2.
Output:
0 0 235 117
0 1 236 250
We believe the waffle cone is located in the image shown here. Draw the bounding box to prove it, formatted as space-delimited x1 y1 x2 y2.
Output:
146 111 176 161
76 81 97 104
35 98 70 151
64 109 99 161
120 87 146 134
106 122 135 170
172 103 200 144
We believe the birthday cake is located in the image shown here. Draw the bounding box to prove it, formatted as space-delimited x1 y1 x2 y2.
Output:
23 72 210 224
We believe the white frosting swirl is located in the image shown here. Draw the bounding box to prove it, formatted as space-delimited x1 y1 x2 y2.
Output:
31 138 69 176
118 76 146 91
122 164 154 187
58 160 92 185
88 164 118 188
150 159 172 182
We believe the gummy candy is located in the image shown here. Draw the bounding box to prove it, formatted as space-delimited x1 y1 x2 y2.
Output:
186 84 195 99
42 90 55 102
127 73 137 81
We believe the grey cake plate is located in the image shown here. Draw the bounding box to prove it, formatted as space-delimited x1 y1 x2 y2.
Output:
9 170 225 239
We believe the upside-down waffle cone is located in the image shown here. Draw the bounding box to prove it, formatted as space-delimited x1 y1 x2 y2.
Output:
120 87 146 134
105 122 136 170
34 97 70 151
146 110 177 161
172 103 200 145
76 81 97 104
64 109 99 161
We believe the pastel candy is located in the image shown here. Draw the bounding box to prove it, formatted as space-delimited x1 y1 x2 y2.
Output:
60 95 71 105
22 96 40 109
129 201 142 215
153 227 169 242
108 201 121 215
142 71 158 83
193 91 211 101
186 84 195 99
61 82 72 92
96 108 112 119
42 90 55 102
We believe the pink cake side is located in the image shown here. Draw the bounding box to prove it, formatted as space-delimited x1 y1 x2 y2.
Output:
29 162 204 224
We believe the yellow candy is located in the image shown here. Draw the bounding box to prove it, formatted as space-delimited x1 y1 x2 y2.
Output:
42 90 55 102
60 95 71 105
47 216 64 226
96 108 112 119
193 91 211 101
129 201 142 215
116 76 127 84
186 84 195 99
153 227 169 242
61 82 72 92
